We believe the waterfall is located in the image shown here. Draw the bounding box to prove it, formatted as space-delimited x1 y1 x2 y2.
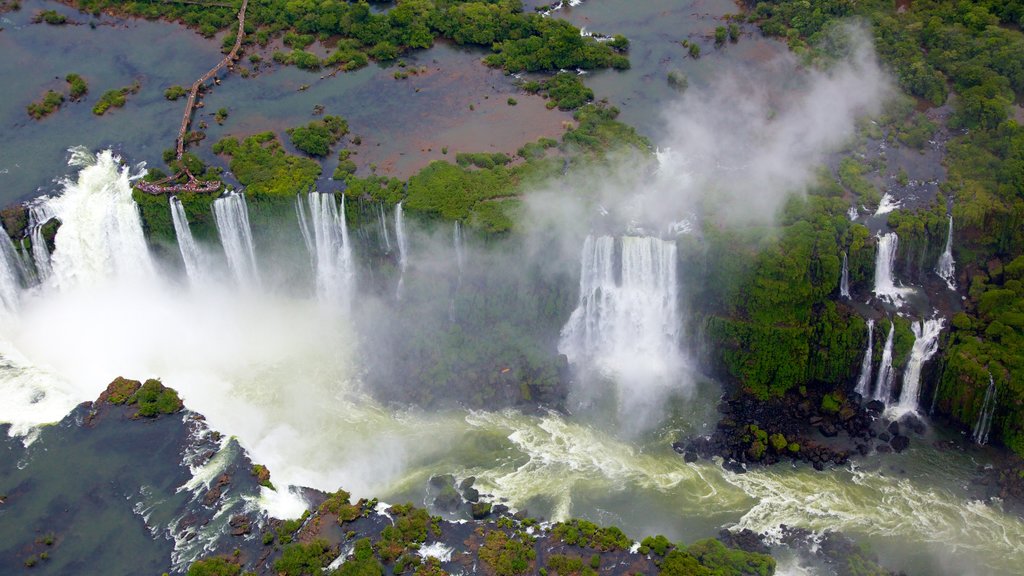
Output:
873 321 896 404
894 318 944 413
936 215 955 290
296 192 354 305
170 196 207 284
873 233 908 304
840 252 851 299
973 374 997 446
0 231 25 312
379 203 391 252
559 235 681 398
295 194 314 261
449 221 464 323
395 201 408 300
213 191 259 287
26 201 55 283
44 148 154 289
854 318 874 398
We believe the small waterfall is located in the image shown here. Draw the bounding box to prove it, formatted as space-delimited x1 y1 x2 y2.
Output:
936 215 955 290
854 318 875 398
873 321 896 404
559 235 681 398
873 233 908 304
213 191 259 287
170 196 207 284
840 251 851 299
295 194 314 260
395 201 408 300
296 192 354 305
973 374 997 446
45 148 154 289
0 232 25 312
894 318 944 413
378 203 391 252
449 221 464 323
26 201 55 283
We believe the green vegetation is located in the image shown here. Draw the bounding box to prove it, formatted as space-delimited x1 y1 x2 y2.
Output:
26 90 64 119
75 0 628 74
251 464 274 489
336 538 383 576
33 9 66 25
667 69 688 92
551 519 632 551
213 132 322 197
104 376 141 404
274 539 335 576
187 556 241 576
165 85 187 100
686 538 776 576
546 554 595 576
92 81 140 116
375 504 439 563
319 489 363 523
477 529 535 576
132 379 184 417
522 72 594 110
65 74 88 100
288 115 349 157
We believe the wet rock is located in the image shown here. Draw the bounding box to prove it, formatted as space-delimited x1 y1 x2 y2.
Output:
818 423 838 438
229 514 251 536
887 421 901 437
866 400 885 415
890 435 910 453
899 413 926 435
876 444 893 453
722 459 746 474
683 451 698 463
429 474 455 489
471 502 492 519
878 432 891 443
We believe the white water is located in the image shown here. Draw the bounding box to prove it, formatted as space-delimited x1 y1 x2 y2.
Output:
873 233 910 305
893 319 944 414
873 321 896 405
973 375 997 446
213 191 259 287
169 196 208 284
395 201 408 300
559 235 683 426
4 150 1024 575
26 200 55 283
840 251 850 299
296 192 355 306
874 193 901 215
854 319 874 398
44 148 154 289
936 215 955 290
0 231 25 313
378 203 391 252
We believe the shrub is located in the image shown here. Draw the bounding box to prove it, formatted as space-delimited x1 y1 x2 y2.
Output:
165 85 187 100
65 74 88 100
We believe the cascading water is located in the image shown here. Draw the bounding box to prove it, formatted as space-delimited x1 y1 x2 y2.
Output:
936 215 955 290
378 203 391 252
894 318 944 413
26 201 55 283
840 252 851 299
559 235 682 420
395 201 408 300
170 196 207 284
212 191 259 287
973 374 997 446
44 148 154 289
449 221 464 322
873 232 909 304
0 231 25 312
295 194 314 261
854 319 874 398
873 321 896 404
296 192 354 306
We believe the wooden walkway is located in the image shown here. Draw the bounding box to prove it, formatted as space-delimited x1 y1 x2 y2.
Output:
138 0 247 195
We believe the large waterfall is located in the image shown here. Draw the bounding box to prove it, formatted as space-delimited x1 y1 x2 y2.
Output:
378 203 391 252
894 319 944 413
213 191 259 287
170 196 207 284
296 192 354 305
559 235 682 418
395 201 409 300
873 232 908 304
840 251 851 299
44 148 154 289
973 374 997 446
873 321 896 404
854 319 874 398
936 215 955 290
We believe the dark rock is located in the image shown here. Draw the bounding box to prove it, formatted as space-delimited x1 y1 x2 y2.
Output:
429 474 455 489
818 423 838 437
809 416 823 426
471 502 492 519
462 486 480 503
722 459 746 474
876 444 893 454
887 421 900 437
890 435 910 453
878 432 891 443
900 413 926 435
866 400 885 414
683 451 698 463
838 406 857 422
812 461 825 471
229 514 251 536
671 441 686 454
491 504 509 516
459 476 476 491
